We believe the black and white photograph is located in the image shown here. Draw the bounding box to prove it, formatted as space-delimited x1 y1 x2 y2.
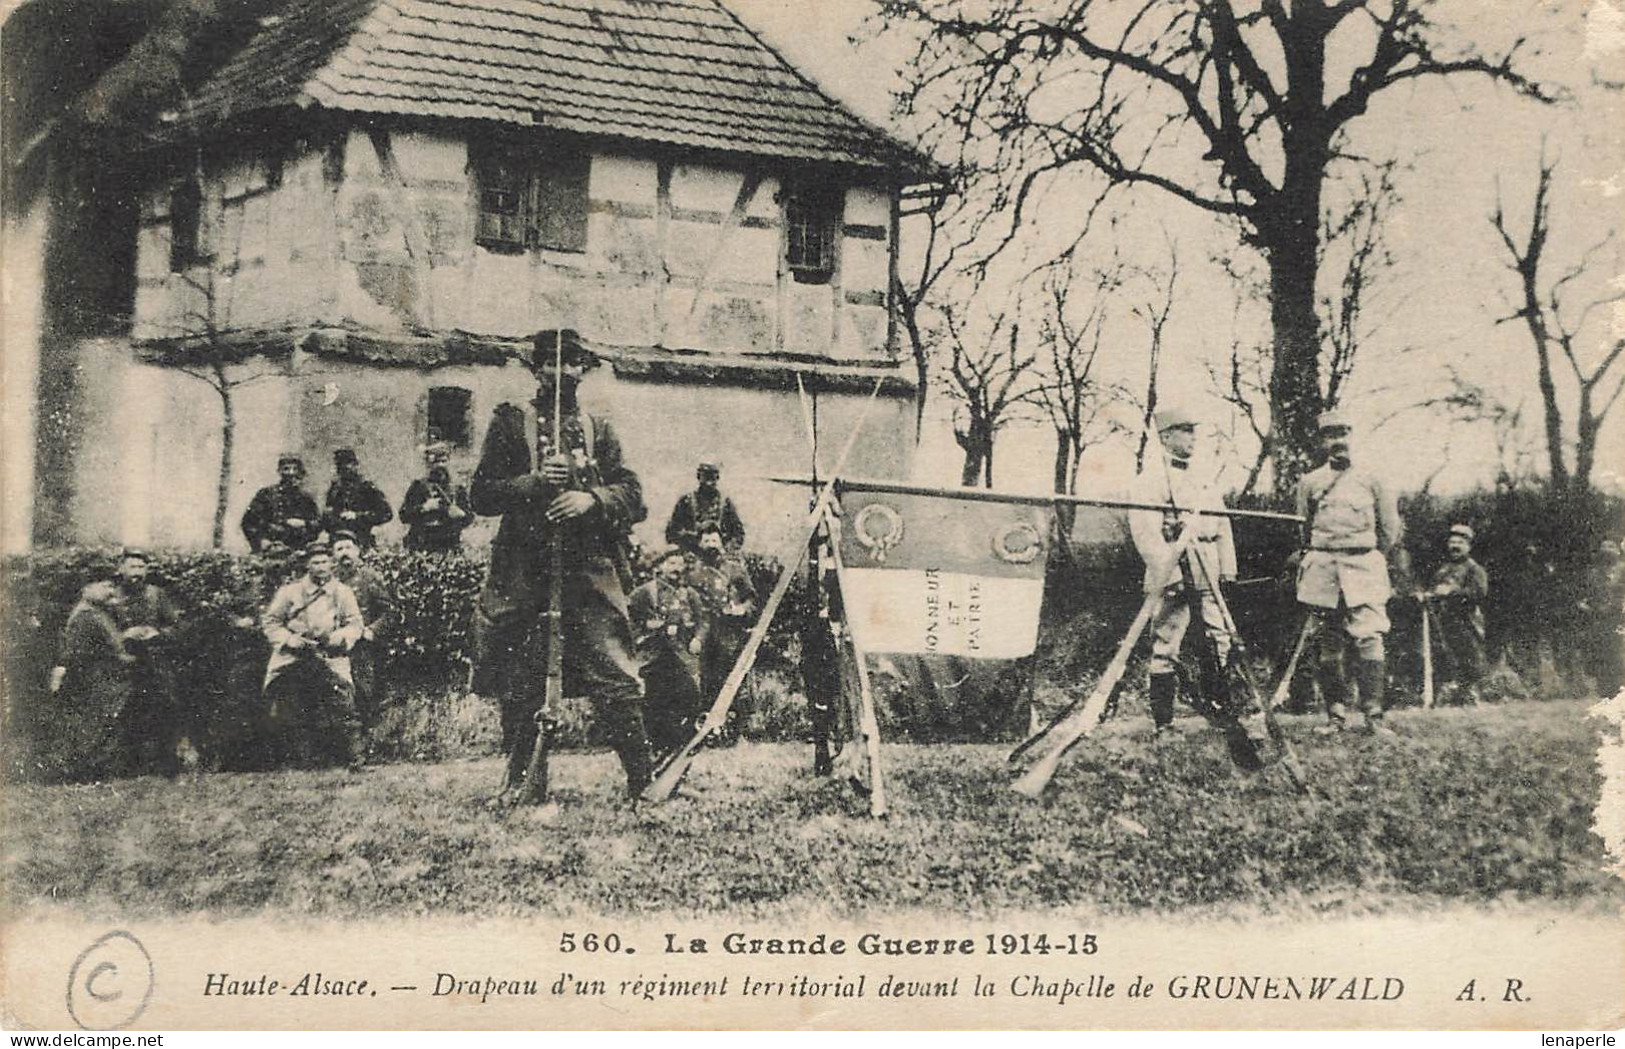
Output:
1 0 1622 1033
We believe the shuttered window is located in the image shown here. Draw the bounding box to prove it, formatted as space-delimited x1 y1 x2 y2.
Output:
169 180 206 272
473 141 590 254
786 183 842 285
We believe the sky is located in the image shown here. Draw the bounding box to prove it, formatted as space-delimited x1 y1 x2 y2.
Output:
733 0 1625 500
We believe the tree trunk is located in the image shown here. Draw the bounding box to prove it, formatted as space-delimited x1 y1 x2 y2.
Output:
1266 230 1324 496
1574 388 1596 493
1521 295 1570 490
213 364 234 549
1051 431 1073 494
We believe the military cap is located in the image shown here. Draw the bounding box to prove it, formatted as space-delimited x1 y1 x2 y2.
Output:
278 452 306 469
1316 409 1352 431
1449 523 1475 541
118 546 150 563
302 540 332 560
652 545 687 568
529 329 599 372
334 448 359 466
329 529 360 546
1154 405 1198 432
697 460 721 476
423 440 450 458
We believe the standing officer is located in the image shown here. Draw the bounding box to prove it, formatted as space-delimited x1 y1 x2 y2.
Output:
1295 410 1405 735
323 448 393 549
261 541 364 769
1422 523 1490 704
399 442 473 553
629 546 707 757
241 454 321 555
1128 406 1236 738
470 329 654 801
665 461 745 555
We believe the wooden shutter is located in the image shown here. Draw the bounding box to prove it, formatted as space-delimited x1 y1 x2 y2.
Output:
532 150 591 252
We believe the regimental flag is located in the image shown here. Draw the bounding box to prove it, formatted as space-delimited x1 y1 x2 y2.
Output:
836 491 1052 659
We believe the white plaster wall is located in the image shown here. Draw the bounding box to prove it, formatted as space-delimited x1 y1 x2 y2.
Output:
1 204 46 553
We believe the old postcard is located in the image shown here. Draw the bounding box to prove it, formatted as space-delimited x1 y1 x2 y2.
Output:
2 0 1622 1033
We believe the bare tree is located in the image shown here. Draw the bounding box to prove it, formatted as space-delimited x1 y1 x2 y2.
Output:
1031 259 1123 495
939 307 1037 487
894 181 962 435
1491 152 1625 494
160 120 277 547
1130 247 1179 473
1209 163 1401 495
878 0 1559 493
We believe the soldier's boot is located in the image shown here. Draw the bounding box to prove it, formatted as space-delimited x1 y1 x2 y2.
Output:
1149 673 1178 739
613 710 655 799
1356 659 1394 736
1313 645 1350 735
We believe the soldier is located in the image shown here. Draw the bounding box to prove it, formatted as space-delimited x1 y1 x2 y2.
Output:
1294 410 1406 735
1128 406 1236 738
47 581 132 781
1421 523 1490 705
470 329 653 801
109 547 184 776
261 541 364 770
629 546 708 757
399 442 473 553
687 522 758 736
332 530 393 760
241 454 321 555
665 461 745 555
323 448 393 549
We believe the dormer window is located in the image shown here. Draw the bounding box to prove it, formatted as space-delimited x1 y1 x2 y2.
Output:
473 140 590 253
785 183 842 285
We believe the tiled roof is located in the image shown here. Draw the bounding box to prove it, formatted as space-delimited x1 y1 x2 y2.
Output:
182 0 934 176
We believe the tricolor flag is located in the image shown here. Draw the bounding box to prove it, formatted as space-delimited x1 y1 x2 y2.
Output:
836 491 1052 659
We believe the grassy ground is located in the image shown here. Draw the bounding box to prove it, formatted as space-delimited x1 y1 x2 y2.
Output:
2 699 1616 920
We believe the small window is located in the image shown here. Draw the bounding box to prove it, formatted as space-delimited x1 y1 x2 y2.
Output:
473 142 590 253
786 183 842 285
428 386 473 448
169 180 205 272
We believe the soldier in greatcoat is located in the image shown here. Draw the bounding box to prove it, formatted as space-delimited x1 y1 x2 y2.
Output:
686 522 758 735
470 329 654 800
399 442 474 553
323 448 394 549
1294 410 1406 734
109 547 183 776
241 454 321 555
332 530 394 758
665 461 745 555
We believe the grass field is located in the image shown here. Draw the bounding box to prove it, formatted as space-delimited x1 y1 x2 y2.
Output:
2 699 1617 920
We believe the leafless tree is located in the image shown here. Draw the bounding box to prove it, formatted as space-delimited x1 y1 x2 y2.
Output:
160 120 277 548
1129 246 1179 473
939 307 1037 487
878 0 1559 493
1030 259 1124 495
894 181 963 435
1491 151 1625 494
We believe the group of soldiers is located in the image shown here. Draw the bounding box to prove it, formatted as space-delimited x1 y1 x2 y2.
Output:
1131 406 1496 739
41 326 1615 798
240 443 474 557
45 531 390 778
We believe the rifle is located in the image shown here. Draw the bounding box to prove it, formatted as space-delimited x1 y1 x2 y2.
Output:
643 375 887 803
518 331 566 806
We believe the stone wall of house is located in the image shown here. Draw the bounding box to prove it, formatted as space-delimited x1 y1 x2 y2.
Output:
131 126 897 362
63 342 913 554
